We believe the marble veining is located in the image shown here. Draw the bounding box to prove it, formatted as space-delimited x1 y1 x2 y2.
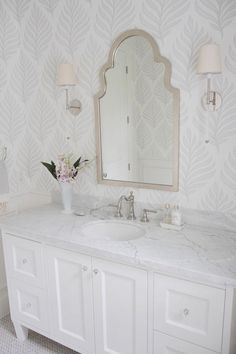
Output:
1 204 236 288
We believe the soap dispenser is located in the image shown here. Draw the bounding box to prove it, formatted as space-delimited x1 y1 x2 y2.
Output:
171 204 182 226
163 204 171 224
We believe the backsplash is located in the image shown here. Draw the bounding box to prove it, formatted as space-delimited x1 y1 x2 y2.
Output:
0 0 236 213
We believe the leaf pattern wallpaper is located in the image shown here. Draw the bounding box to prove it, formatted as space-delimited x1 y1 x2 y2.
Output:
0 0 235 213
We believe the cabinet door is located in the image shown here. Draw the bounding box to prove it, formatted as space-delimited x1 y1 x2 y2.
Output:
93 258 148 354
8 279 48 332
46 247 94 354
3 234 44 287
154 274 225 352
154 332 217 354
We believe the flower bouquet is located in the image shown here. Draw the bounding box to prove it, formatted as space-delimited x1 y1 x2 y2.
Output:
41 154 88 213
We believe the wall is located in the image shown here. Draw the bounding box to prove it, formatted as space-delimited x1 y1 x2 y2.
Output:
0 236 9 318
0 0 236 213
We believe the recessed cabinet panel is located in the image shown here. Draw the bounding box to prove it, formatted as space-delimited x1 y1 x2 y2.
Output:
9 280 48 331
154 332 217 354
93 258 148 354
46 247 94 354
3 234 44 287
154 274 225 352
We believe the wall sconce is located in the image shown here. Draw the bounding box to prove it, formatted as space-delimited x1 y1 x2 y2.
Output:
57 63 82 116
197 44 222 111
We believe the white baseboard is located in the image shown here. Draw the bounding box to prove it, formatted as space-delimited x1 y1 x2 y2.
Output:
0 287 9 319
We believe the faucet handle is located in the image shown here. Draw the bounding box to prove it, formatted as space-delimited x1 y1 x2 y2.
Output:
127 191 136 220
127 191 134 200
140 208 157 222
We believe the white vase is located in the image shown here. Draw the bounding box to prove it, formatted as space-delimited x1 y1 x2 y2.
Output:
59 182 73 214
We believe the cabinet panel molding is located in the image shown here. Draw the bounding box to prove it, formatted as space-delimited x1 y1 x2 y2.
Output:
92 258 148 354
154 274 225 352
3 234 44 288
46 247 94 354
8 279 48 331
154 332 218 354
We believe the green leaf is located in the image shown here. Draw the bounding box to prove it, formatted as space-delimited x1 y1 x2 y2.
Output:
41 161 57 180
74 157 89 169
75 158 88 168
73 157 82 169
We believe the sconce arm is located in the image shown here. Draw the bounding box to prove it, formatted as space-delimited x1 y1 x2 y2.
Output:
63 88 81 116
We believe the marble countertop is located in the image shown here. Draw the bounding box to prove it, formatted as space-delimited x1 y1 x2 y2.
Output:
1 204 236 288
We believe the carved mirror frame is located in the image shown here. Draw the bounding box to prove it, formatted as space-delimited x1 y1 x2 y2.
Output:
94 29 180 191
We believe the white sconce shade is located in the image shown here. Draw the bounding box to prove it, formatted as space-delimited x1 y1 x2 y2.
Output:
197 44 222 142
56 63 81 116
197 44 222 74
57 63 78 86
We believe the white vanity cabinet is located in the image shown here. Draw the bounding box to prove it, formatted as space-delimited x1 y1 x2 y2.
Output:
2 232 236 354
2 233 148 354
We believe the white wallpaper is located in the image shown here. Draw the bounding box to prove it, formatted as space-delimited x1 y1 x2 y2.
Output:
0 0 236 213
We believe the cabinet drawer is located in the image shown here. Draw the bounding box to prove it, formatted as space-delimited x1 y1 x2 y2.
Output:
8 280 48 332
154 274 225 352
3 234 44 287
154 332 218 354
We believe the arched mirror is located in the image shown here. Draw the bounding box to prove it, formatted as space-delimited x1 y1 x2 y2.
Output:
94 29 180 191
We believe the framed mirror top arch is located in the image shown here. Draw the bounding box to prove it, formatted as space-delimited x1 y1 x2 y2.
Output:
94 29 180 191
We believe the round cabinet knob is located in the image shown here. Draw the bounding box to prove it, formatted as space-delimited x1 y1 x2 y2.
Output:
183 308 190 317
82 265 88 272
93 269 99 275
26 303 31 309
22 258 28 264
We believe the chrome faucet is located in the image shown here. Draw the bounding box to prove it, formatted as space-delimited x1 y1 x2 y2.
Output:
114 191 136 220
140 208 157 222
126 191 136 220
114 195 127 218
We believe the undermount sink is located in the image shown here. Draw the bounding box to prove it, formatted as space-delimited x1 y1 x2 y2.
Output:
81 220 145 241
